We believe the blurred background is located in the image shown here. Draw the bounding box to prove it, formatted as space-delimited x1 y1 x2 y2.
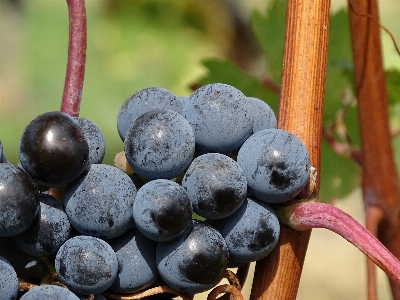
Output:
1 0 399 299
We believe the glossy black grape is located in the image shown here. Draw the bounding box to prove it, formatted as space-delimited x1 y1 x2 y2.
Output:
156 220 229 294
0 163 39 236
13 194 71 257
19 111 89 188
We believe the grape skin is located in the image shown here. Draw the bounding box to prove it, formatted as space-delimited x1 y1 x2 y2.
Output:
183 83 254 154
182 153 247 219
64 164 137 240
247 97 277 133
208 198 280 263
20 284 80 300
156 220 229 294
117 87 181 141
55 235 118 295
74 117 106 165
19 111 89 188
237 128 311 203
133 179 193 241
108 227 158 294
13 194 71 257
124 109 195 180
0 163 39 236
0 257 18 300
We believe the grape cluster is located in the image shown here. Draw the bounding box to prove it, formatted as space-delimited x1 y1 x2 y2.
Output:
0 83 310 299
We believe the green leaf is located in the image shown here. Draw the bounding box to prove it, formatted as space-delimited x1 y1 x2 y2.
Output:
251 0 286 82
387 69 400 105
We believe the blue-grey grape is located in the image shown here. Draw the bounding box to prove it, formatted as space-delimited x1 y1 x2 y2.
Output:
247 97 277 133
182 153 247 219
20 285 80 300
19 111 89 188
0 163 39 236
208 198 280 263
74 117 106 165
176 96 189 115
124 109 195 180
156 220 229 294
108 227 158 293
64 164 137 240
55 235 118 295
183 83 253 154
133 179 192 241
0 256 18 300
117 87 181 141
13 194 71 257
237 128 310 203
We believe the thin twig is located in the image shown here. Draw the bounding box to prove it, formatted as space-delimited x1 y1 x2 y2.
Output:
348 1 400 56
60 0 87 117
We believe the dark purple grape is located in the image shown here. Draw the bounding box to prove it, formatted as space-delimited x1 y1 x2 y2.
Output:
208 198 280 263
55 235 118 295
63 164 136 240
0 257 18 300
74 117 105 165
156 221 229 294
133 179 192 241
108 227 158 293
124 109 195 180
0 163 39 236
183 83 254 154
20 285 80 299
237 128 310 203
13 194 71 257
182 153 247 219
19 111 89 188
117 87 180 141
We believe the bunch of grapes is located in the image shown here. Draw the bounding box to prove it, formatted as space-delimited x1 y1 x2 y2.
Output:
0 83 310 299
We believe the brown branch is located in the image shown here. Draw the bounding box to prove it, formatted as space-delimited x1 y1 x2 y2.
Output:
102 286 193 300
60 0 87 117
208 284 244 300
348 0 400 299
249 0 330 299
260 77 281 94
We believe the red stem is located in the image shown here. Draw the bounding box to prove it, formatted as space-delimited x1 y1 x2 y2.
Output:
60 0 87 117
278 201 400 285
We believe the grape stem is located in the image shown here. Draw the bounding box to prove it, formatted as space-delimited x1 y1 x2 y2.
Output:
60 0 87 117
277 201 400 285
